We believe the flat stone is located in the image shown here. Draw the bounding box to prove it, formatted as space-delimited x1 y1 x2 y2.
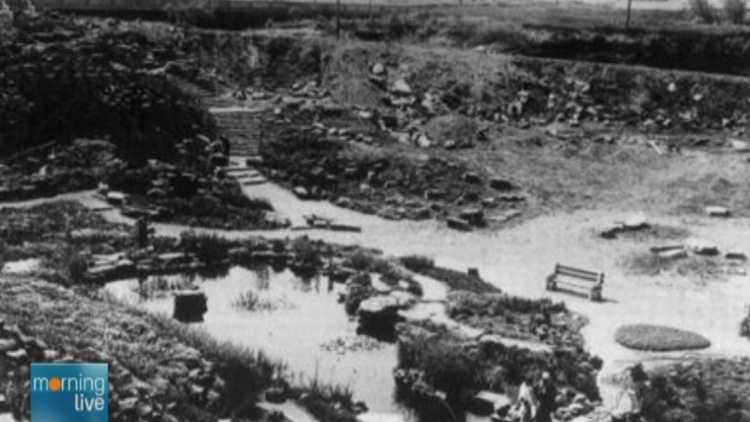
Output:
659 248 687 260
705 206 730 217
684 237 719 256
623 213 648 230
118 397 138 411
391 79 412 96
447 217 471 231
459 208 484 226
730 138 750 151
6 349 27 361
726 251 747 260
43 349 60 360
106 191 126 205
0 339 15 353
600 223 623 239
463 172 482 184
489 177 515 191
468 391 513 416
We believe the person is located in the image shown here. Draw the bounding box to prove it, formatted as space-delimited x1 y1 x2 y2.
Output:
536 371 558 422
516 374 537 422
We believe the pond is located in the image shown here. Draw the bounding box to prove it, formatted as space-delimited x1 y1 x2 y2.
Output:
101 266 413 415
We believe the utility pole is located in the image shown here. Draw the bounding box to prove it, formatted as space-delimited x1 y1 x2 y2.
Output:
625 0 633 30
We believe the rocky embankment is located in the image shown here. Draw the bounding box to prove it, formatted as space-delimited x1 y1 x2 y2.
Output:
0 276 269 422
0 11 285 230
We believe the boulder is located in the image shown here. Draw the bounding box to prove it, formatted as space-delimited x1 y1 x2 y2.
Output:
730 138 750 152
659 248 687 260
459 208 484 226
0 339 16 353
6 349 27 361
424 189 446 201
468 391 513 416
489 178 515 191
391 79 412 96
358 295 407 339
684 237 719 256
173 291 208 323
705 206 730 217
106 191 127 205
463 172 482 184
447 217 471 231
623 213 648 230
726 251 747 260
264 387 287 404
293 186 310 199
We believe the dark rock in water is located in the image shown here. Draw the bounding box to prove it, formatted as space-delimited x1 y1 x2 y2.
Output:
173 291 208 323
357 293 414 342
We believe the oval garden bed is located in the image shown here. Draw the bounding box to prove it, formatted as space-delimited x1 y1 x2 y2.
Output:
615 324 711 352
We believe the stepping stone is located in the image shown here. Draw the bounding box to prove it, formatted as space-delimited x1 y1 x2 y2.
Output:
684 237 719 256
705 206 730 217
659 248 687 260
726 251 747 260
242 178 267 186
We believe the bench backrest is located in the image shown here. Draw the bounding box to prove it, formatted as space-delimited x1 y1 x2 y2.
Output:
555 264 604 284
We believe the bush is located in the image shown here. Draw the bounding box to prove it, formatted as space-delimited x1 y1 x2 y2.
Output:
179 231 234 265
724 0 747 24
690 0 717 23
67 254 89 284
400 255 435 272
615 324 711 351
291 237 322 268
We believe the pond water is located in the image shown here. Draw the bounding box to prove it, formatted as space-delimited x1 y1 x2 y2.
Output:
102 266 411 415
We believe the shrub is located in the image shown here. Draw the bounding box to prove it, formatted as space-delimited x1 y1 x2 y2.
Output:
67 254 89 284
345 251 376 272
400 255 435 272
179 231 234 265
615 324 711 351
291 237 322 268
690 0 716 23
724 0 747 24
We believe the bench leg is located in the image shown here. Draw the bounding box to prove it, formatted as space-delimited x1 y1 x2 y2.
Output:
590 286 602 302
546 275 556 291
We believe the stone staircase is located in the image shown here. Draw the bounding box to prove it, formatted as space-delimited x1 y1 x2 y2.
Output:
224 165 267 186
170 77 264 157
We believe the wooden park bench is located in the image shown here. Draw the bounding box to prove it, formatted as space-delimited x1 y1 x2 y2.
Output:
546 264 604 302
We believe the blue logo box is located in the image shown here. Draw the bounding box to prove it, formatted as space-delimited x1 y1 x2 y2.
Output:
31 363 109 422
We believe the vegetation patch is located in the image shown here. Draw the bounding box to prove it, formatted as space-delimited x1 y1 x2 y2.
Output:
400 255 500 294
395 321 601 421
640 359 750 422
615 324 711 351
624 252 722 279
446 291 581 346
